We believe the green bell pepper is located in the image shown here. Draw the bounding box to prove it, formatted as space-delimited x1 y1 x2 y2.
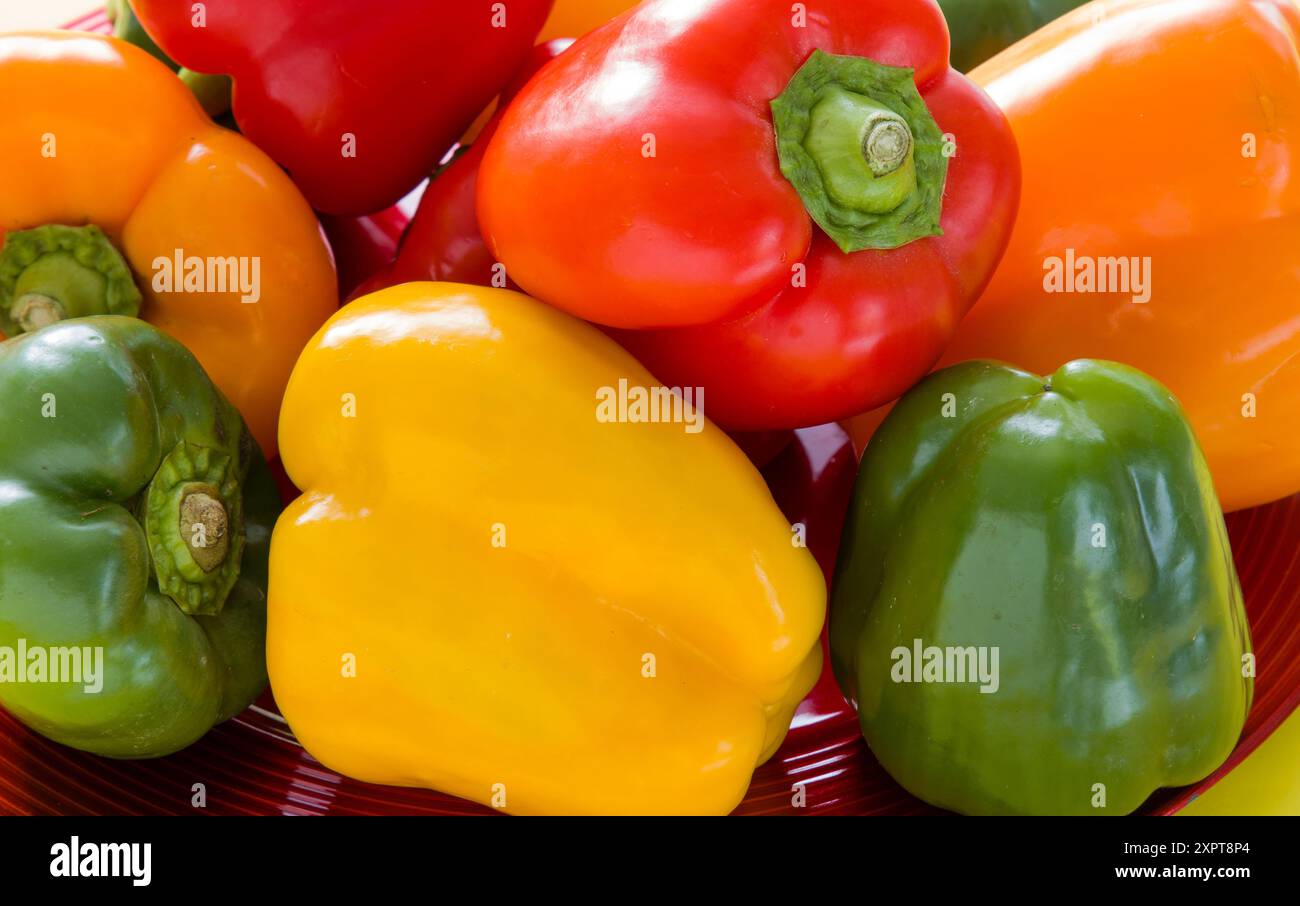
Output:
830 359 1253 815
939 0 1088 73
0 317 277 758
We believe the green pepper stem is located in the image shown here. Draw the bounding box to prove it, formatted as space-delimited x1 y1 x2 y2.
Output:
771 50 947 253
0 224 141 335
802 86 917 215
10 293 66 333
179 68 234 120
145 443 245 616
863 114 912 177
178 489 231 573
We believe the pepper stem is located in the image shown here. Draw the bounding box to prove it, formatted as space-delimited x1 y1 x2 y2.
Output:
863 114 912 177
179 68 234 119
145 443 245 616
179 489 231 573
11 293 67 332
803 86 918 216
0 224 141 336
771 50 948 253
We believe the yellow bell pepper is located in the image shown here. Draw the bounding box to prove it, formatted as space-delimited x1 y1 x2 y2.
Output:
268 282 825 815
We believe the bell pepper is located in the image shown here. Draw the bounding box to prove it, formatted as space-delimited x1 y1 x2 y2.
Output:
763 425 860 728
477 0 1020 430
539 0 637 43
454 0 633 142
0 32 336 458
765 425 858 584
938 0 1088 72
831 359 1253 815
269 282 825 815
107 0 234 120
351 34 796 469
131 0 555 216
321 213 401 303
0 317 279 758
910 0 1300 512
354 40 573 298
106 0 171 66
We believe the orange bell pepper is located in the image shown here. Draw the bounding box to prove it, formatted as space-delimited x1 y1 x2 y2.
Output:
539 0 638 42
850 0 1300 512
0 32 336 457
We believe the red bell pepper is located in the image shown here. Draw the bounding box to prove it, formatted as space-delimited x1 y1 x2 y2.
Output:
322 212 401 302
131 0 555 216
354 40 573 298
477 0 1020 430
350 35 798 466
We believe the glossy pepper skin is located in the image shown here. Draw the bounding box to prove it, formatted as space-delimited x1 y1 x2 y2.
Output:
353 40 573 298
831 359 1253 815
926 0 1300 512
478 0 1020 430
269 283 825 815
107 0 234 120
938 0 1087 73
132 0 554 216
107 0 171 66
538 0 637 43
321 213 400 304
0 318 279 758
0 32 336 458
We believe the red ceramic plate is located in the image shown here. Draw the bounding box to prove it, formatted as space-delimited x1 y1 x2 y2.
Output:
1 11 1297 816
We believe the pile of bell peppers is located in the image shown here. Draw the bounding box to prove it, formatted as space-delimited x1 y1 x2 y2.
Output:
0 0 1292 816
